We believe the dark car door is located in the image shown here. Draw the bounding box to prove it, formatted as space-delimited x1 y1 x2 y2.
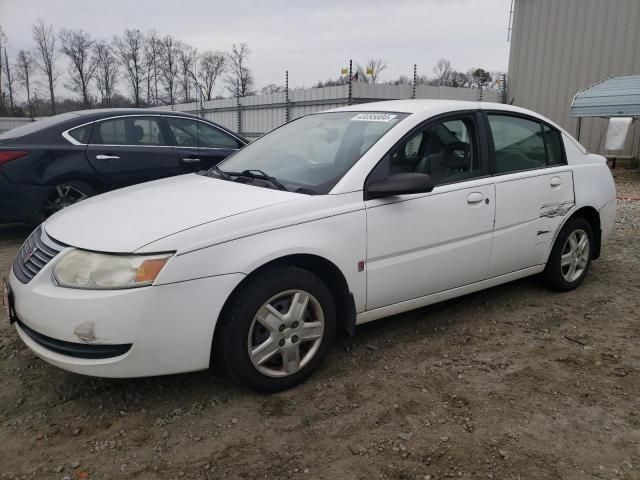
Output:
163 116 244 173
85 115 180 187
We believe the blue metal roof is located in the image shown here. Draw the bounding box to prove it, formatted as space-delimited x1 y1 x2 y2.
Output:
570 75 640 118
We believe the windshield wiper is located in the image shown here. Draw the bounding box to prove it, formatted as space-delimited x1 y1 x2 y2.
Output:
211 165 232 180
210 166 288 191
229 169 289 191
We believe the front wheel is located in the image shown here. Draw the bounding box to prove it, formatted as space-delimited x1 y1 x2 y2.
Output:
214 265 336 393
543 217 594 291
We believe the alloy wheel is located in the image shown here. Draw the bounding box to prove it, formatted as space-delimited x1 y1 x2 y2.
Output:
560 228 590 283
247 289 325 378
42 184 90 217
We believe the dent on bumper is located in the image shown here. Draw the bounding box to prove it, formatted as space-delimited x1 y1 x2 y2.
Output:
9 269 245 378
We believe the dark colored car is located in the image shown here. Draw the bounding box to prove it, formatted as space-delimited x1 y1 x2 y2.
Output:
0 109 247 224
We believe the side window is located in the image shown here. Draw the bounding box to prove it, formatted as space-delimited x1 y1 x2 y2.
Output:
196 122 242 149
166 117 199 147
67 124 92 143
382 116 480 186
488 114 563 173
543 124 564 166
166 117 241 149
91 117 165 146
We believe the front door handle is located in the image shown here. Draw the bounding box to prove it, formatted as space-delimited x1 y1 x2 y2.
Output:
181 157 202 164
550 176 562 187
96 154 120 160
467 192 484 204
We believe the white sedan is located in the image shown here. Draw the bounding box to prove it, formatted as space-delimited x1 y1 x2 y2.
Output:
5 100 616 392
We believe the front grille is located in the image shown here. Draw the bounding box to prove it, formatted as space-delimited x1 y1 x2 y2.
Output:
12 225 66 283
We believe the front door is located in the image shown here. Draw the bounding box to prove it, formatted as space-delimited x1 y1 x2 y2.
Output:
85 115 179 188
485 113 575 277
365 113 495 310
163 116 244 173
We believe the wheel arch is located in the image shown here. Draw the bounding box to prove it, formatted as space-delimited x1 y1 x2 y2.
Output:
214 253 357 345
552 205 602 260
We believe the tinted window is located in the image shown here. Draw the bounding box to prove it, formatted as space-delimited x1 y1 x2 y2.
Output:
166 117 241 148
543 124 564 166
488 114 562 173
91 117 165 145
0 112 80 140
67 124 92 143
372 116 481 187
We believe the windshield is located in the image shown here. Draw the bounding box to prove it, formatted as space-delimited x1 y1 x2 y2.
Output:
216 111 407 194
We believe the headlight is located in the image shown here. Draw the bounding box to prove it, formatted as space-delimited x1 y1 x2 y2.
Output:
53 250 173 289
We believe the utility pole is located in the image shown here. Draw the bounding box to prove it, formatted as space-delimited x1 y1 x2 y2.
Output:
348 59 353 105
412 64 417 99
285 70 290 123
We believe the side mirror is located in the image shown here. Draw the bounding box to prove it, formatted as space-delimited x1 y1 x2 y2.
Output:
367 173 434 199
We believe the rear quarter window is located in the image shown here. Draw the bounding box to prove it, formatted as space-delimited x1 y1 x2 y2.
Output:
67 124 92 144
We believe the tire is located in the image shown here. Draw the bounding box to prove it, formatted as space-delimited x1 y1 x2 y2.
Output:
543 217 594 292
214 265 336 393
39 181 96 221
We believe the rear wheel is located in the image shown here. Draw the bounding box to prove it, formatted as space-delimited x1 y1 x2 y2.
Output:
214 265 336 393
543 217 594 291
40 181 95 220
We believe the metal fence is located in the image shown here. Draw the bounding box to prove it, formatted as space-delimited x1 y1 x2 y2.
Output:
0 117 37 134
150 82 503 140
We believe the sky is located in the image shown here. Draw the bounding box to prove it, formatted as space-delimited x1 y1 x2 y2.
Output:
0 0 513 101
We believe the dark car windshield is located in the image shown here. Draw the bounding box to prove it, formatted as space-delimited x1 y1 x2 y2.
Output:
215 111 407 194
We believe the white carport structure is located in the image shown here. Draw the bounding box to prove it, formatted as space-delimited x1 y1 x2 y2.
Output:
570 75 640 167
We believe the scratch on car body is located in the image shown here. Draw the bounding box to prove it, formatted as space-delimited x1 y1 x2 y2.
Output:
540 201 574 218
73 322 100 343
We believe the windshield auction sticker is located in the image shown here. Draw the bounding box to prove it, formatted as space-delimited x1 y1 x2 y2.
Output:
351 113 398 122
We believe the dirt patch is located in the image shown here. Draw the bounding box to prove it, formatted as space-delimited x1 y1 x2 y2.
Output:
1 171 639 480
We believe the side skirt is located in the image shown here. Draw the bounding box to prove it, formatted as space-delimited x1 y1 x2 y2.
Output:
356 265 545 325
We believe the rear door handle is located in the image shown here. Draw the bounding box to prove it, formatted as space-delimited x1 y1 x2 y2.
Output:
96 154 120 160
181 157 202 164
550 176 562 187
467 192 484 204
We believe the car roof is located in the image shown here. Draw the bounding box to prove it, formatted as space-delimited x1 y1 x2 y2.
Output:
328 99 535 115
71 108 200 119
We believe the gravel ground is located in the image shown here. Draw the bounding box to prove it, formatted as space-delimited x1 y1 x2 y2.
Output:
1 170 639 480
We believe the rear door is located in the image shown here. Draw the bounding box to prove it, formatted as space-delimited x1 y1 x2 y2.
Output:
485 112 574 277
163 116 244 173
85 115 179 187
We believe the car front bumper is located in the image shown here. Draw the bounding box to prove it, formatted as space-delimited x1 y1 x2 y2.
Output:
7 266 245 378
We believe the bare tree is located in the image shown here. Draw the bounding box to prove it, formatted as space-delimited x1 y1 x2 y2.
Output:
143 31 161 106
177 42 197 103
2 47 16 112
197 50 225 101
15 50 35 118
113 29 145 106
32 19 58 114
432 58 453 86
224 43 254 97
59 29 97 108
159 35 179 105
363 58 387 84
93 42 118 105
260 84 283 94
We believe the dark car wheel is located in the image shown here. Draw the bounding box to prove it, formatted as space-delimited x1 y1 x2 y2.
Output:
543 217 594 291
40 181 96 220
214 265 336 393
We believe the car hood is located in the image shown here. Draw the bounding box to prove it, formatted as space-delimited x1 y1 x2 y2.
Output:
44 174 303 253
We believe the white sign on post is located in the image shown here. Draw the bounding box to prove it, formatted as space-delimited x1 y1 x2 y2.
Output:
604 117 633 150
